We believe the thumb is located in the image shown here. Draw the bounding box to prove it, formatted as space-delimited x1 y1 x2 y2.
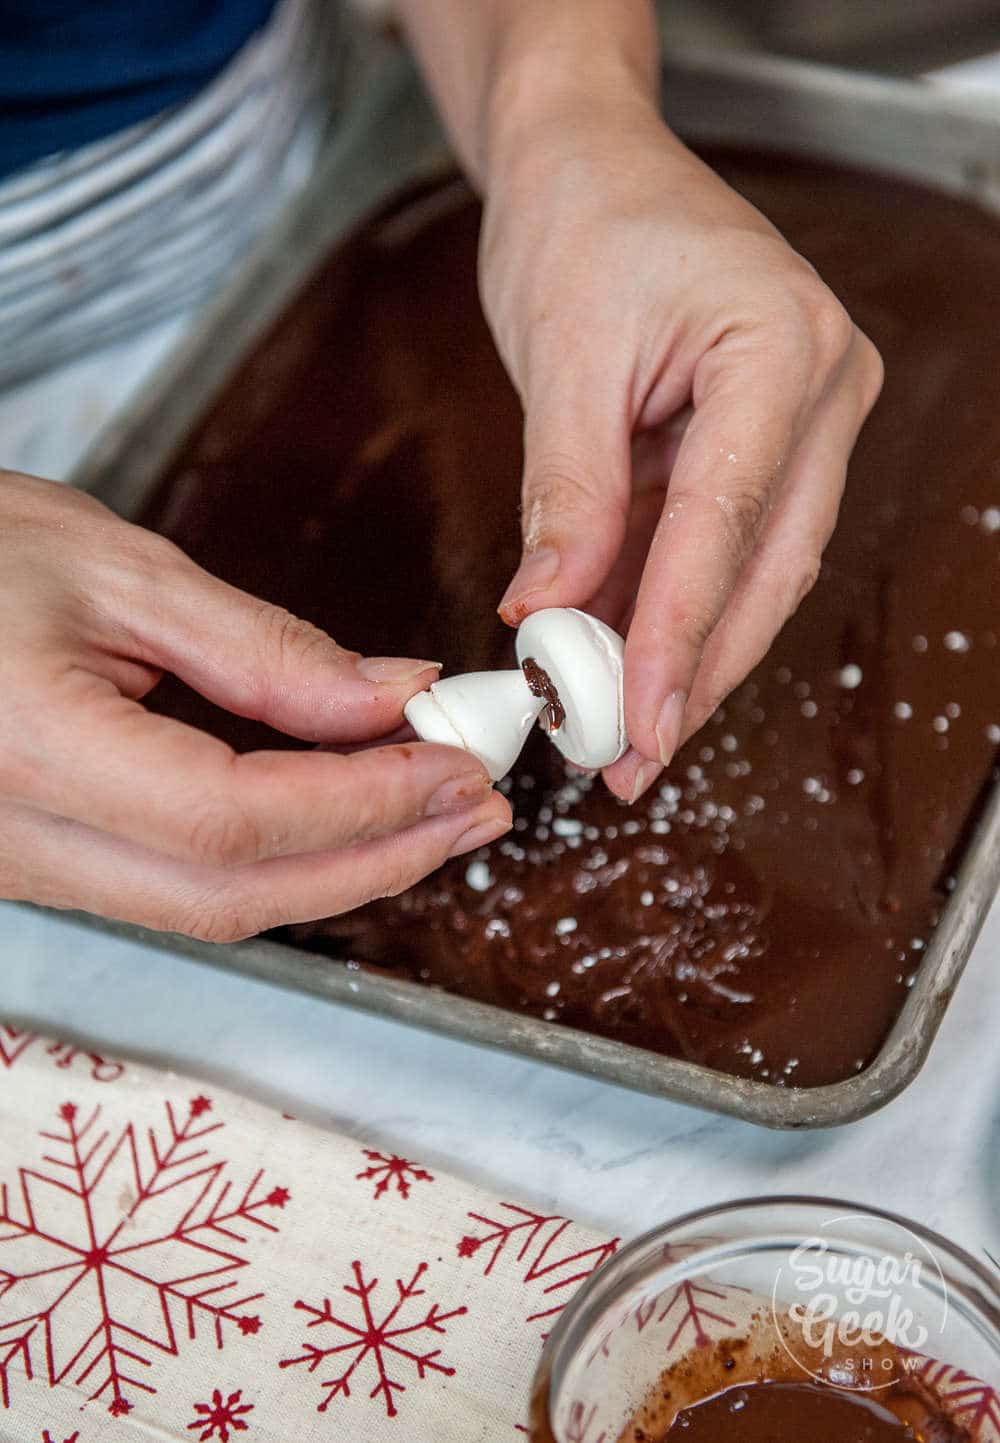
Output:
127 541 440 744
498 371 631 626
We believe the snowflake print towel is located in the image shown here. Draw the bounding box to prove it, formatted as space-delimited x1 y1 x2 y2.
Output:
1 1022 997 1443
0 1024 617 1442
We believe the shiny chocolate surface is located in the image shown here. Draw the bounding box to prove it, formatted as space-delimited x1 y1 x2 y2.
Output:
139 153 1000 1087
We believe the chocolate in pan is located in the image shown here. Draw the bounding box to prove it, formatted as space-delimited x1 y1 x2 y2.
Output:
138 150 1000 1088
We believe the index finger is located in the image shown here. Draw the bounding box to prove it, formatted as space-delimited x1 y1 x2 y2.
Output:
623 362 805 765
4 669 493 868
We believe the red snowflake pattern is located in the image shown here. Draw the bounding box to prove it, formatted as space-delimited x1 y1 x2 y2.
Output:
458 1204 619 1328
584 1262 745 1370
0 1096 288 1414
0 1027 34 1071
635 1279 739 1351
906 1359 1000 1436
188 1387 254 1440
355 1150 433 1201
565 1401 607 1443
0 1027 123 1083
41 1432 79 1443
280 1260 466 1418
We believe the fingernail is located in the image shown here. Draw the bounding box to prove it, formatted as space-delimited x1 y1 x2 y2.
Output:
655 690 687 767
629 759 663 805
447 814 511 858
499 547 560 618
356 656 442 684
426 772 492 817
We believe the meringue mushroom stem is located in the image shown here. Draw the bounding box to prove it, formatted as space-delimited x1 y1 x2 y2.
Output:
403 669 545 781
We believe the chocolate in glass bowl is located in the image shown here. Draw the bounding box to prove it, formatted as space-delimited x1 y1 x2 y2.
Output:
137 151 1000 1088
527 1200 999 1443
659 1378 966 1442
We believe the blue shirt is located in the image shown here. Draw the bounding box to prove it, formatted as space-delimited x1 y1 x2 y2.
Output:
0 0 279 179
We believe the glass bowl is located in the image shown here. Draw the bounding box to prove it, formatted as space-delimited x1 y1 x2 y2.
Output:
530 1196 1000 1442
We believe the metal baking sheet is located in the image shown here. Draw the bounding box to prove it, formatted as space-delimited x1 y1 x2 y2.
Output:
60 40 1000 1128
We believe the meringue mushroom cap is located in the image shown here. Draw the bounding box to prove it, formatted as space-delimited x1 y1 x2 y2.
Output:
515 607 627 768
404 670 544 781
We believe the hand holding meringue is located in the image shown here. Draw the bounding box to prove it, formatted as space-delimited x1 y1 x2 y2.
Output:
403 607 628 780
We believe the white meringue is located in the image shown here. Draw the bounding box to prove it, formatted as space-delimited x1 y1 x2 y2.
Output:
515 608 627 769
403 607 628 779
404 671 544 781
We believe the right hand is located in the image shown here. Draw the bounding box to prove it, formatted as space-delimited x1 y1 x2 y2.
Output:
0 473 511 941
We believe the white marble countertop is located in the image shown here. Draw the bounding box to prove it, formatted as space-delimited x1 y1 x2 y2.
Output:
1 58 998 1280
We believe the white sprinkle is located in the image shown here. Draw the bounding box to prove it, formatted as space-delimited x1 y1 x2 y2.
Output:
894 702 913 720
555 917 578 935
981 506 1000 533
555 783 583 807
847 769 865 785
800 700 818 718
552 817 583 837
944 631 970 653
912 635 928 653
640 890 654 906
465 861 493 892
838 663 863 689
720 734 738 753
987 723 1000 744
933 715 949 733
803 776 821 795
545 981 561 997
543 1008 558 1021
484 917 511 940
946 702 961 719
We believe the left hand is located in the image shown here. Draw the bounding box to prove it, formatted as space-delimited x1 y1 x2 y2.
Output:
481 90 883 801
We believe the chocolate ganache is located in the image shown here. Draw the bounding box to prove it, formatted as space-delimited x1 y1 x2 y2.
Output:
138 151 1000 1087
528 1326 971 1443
521 657 566 733
661 1380 965 1443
